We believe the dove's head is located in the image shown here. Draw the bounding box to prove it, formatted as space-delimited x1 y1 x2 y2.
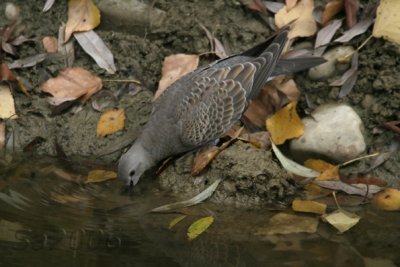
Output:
118 142 154 187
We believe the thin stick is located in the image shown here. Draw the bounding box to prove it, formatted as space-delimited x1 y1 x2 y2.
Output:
102 79 141 85
340 152 380 167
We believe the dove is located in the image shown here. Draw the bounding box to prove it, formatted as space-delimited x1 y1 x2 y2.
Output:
118 29 325 186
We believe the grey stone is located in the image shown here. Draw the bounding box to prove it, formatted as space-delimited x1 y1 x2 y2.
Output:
290 104 366 163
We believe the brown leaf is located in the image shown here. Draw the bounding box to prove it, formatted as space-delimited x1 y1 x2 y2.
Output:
304 159 340 181
340 175 387 187
40 67 102 105
42 36 58 53
314 180 382 197
274 77 300 101
0 122 5 150
344 0 359 28
292 198 327 214
239 131 271 149
275 0 317 39
383 121 400 134
239 0 268 15
154 54 199 101
0 63 16 81
65 0 101 42
96 108 126 137
266 101 304 145
321 0 344 26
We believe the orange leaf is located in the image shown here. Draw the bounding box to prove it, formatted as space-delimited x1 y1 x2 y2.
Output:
322 0 344 25
304 159 339 181
42 36 58 53
0 85 17 119
266 101 304 145
0 63 16 81
292 198 327 214
96 108 126 137
65 0 101 42
40 67 102 105
154 54 199 101
372 188 400 211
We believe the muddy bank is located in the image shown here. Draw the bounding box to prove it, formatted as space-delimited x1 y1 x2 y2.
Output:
1 0 399 207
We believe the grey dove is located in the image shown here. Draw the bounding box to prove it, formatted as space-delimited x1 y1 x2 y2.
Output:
118 29 325 186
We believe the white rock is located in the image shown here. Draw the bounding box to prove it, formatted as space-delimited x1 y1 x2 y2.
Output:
5 3 20 21
290 104 366 163
308 46 355 80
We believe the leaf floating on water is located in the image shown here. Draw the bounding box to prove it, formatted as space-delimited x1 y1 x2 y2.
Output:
65 0 100 42
40 67 102 105
266 101 304 145
151 179 221 213
322 209 360 233
271 142 320 178
256 212 319 235
168 215 187 229
187 216 214 241
96 108 126 137
84 170 117 184
373 0 400 45
372 188 400 211
74 30 117 74
0 85 17 120
292 198 327 215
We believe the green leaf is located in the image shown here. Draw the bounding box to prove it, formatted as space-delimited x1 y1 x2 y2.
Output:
187 216 214 241
168 215 187 229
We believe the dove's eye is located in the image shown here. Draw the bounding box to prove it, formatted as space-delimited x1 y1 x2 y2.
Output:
129 170 136 177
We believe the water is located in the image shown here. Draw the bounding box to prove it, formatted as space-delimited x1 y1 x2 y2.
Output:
0 155 399 267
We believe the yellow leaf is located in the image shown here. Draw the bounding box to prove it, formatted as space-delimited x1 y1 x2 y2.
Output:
373 0 400 45
266 101 304 145
96 109 126 137
292 198 327 215
84 170 117 184
304 159 339 181
372 188 400 211
168 215 187 229
65 0 101 42
275 0 317 39
187 216 214 241
322 209 360 233
0 85 17 119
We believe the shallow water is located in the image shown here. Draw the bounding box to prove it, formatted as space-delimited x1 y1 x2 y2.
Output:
0 156 399 267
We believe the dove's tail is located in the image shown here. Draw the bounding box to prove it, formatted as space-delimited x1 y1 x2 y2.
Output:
273 57 326 77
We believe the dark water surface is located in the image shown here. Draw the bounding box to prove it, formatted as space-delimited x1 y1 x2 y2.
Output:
0 156 399 267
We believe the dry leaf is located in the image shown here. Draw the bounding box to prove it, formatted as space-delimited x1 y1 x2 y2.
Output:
335 18 374 43
321 0 344 26
373 0 400 45
42 36 58 53
40 67 102 105
286 0 299 11
154 54 199 101
372 188 400 211
292 198 327 214
84 169 117 184
274 78 300 101
275 0 317 39
266 101 304 145
238 131 271 149
331 52 358 98
0 85 17 119
191 127 243 175
344 0 359 29
65 0 101 42
187 216 214 241
7 54 47 69
42 0 55 12
0 122 5 150
304 159 339 181
322 209 360 233
239 0 268 15
74 30 116 74
58 23 75 67
256 212 319 235
314 19 343 56
265 1 285 13
0 63 16 81
96 108 126 137
314 180 382 197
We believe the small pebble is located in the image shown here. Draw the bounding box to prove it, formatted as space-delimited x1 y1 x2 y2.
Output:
5 3 20 21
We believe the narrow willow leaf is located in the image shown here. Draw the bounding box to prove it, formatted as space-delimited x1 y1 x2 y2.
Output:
151 179 221 212
74 30 116 74
168 215 187 229
187 216 214 241
271 142 320 178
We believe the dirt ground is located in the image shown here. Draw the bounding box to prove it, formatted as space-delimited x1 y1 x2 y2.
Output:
1 0 399 207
